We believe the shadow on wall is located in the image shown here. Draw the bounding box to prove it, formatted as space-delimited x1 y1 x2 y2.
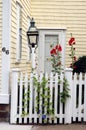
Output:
73 56 86 73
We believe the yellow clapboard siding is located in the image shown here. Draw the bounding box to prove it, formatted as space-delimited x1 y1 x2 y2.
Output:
31 0 86 67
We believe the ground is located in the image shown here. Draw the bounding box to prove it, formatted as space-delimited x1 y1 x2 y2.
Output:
0 122 32 130
32 124 86 130
0 123 86 130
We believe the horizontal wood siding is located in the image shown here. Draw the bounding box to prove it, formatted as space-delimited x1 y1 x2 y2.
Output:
31 0 86 67
0 0 2 91
11 0 31 73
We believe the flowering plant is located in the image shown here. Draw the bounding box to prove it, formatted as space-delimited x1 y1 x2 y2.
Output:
50 43 70 104
50 44 62 74
68 35 77 69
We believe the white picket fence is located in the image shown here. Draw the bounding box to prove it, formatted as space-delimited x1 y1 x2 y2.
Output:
10 68 86 124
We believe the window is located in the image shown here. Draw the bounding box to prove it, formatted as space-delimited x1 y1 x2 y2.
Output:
38 29 66 73
16 2 22 61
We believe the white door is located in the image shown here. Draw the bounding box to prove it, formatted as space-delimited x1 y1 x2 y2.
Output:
38 29 66 73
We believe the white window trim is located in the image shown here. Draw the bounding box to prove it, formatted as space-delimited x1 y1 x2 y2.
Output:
38 29 66 73
16 3 22 62
26 16 31 62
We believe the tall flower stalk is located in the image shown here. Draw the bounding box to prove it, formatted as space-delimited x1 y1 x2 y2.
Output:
50 44 62 74
50 43 70 104
68 34 77 69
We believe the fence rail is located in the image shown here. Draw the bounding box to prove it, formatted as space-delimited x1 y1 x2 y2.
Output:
10 68 86 124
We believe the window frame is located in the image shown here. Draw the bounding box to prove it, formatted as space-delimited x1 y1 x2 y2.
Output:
26 16 31 62
16 2 22 62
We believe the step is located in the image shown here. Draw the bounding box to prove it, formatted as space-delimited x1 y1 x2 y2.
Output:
0 104 9 122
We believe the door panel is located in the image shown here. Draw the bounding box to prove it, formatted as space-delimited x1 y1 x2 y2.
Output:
45 35 59 73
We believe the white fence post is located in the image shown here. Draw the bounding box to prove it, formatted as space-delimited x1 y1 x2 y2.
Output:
10 68 20 124
65 68 73 124
84 73 86 121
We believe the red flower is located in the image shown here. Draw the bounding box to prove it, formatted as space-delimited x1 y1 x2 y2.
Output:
55 45 59 50
73 56 77 61
58 45 62 51
70 63 72 68
73 66 77 69
50 48 57 55
55 45 62 52
68 37 75 46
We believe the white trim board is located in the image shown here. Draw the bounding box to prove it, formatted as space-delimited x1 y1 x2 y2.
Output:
0 94 9 104
1 0 11 104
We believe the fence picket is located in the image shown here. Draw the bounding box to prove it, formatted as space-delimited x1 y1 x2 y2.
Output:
84 73 86 121
44 73 48 122
72 73 77 121
59 73 63 123
29 73 33 123
49 73 53 123
18 73 23 123
54 73 58 123
78 73 82 121
23 73 28 123
39 73 43 123
34 73 38 123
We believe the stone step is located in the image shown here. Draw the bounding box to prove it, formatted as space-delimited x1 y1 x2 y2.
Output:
0 111 9 122
0 105 9 122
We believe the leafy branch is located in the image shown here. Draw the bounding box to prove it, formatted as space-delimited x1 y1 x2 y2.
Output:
60 76 71 104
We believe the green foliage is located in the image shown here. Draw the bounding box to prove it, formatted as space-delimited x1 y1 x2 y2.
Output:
33 76 55 122
21 85 30 117
51 54 62 75
60 76 71 104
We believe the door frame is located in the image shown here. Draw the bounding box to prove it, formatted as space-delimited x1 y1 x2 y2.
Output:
38 28 66 73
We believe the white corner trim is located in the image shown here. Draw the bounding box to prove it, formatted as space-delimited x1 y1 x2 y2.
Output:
1 0 11 103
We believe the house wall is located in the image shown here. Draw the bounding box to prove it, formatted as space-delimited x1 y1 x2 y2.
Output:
31 0 86 67
10 0 32 73
0 1 2 91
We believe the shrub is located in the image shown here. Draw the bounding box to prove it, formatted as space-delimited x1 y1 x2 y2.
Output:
73 56 86 73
